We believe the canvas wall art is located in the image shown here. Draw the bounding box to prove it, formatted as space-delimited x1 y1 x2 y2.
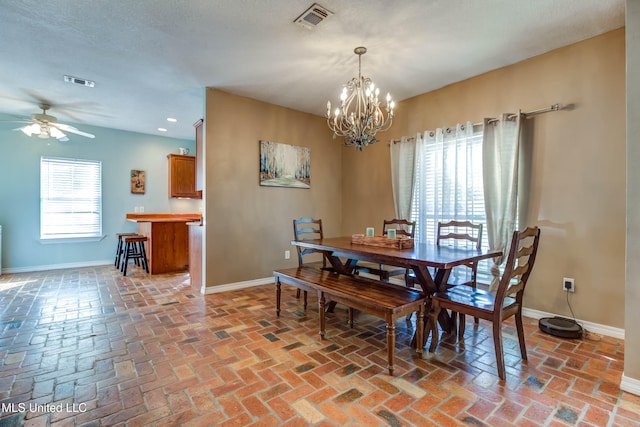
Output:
259 140 310 188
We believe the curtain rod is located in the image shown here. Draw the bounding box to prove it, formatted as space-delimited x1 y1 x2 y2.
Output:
478 103 562 126
389 103 561 144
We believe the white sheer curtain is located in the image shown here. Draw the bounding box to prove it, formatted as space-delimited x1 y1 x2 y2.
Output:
482 112 523 291
411 122 484 244
390 136 417 220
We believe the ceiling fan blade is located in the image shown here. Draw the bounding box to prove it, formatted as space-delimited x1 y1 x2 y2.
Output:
51 123 95 138
51 122 77 131
63 128 95 139
0 119 32 124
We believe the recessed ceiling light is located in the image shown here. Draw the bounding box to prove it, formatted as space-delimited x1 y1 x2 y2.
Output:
166 117 177 122
158 128 167 132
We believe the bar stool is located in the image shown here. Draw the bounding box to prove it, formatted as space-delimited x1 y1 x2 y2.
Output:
121 235 149 276
114 233 138 269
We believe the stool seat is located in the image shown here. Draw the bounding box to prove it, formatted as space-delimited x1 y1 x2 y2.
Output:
121 235 149 276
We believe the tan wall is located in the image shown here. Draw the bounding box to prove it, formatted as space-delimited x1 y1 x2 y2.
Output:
343 29 626 327
203 88 342 286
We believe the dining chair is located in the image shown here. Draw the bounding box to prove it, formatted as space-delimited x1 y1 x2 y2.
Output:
436 220 484 330
406 220 483 325
292 218 331 309
426 226 541 380
437 220 483 284
355 218 415 282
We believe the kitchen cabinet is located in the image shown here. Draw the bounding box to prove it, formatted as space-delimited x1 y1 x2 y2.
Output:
168 154 201 198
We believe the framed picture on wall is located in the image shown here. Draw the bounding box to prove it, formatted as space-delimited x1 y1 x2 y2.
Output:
131 169 145 194
259 140 310 188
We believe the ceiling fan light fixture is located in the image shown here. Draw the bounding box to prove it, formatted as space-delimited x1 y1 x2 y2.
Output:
49 127 66 140
20 125 33 136
11 103 95 141
21 123 41 136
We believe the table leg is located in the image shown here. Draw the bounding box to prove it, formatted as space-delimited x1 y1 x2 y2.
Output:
411 266 454 335
324 254 357 275
433 268 453 333
276 279 281 317
416 305 424 357
319 292 326 339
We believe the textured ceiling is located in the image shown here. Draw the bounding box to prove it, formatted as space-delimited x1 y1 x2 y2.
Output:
0 0 625 140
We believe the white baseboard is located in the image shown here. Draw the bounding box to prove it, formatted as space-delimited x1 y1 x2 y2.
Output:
203 276 274 294
2 260 113 274
621 374 640 396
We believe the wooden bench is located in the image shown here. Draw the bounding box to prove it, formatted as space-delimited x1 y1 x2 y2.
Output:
273 266 426 375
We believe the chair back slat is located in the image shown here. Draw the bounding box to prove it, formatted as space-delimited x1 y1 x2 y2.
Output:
437 221 483 250
439 232 476 242
517 245 535 258
297 226 320 235
383 219 416 238
505 281 525 297
511 263 530 279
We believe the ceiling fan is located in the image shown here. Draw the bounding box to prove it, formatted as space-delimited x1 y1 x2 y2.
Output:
8 103 95 141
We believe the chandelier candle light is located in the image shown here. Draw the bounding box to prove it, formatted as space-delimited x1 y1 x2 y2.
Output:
326 47 395 150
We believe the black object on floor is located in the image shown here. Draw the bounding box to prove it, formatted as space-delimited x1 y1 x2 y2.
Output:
539 316 583 339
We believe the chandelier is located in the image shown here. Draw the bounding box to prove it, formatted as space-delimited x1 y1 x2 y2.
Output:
326 47 395 150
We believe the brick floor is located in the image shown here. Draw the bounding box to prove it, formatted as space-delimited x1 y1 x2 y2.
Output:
0 266 639 426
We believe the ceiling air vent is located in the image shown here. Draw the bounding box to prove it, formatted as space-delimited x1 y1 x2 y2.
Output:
64 75 95 88
294 3 333 29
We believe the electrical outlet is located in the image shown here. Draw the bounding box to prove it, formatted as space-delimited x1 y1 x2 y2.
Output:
284 250 290 260
563 277 575 292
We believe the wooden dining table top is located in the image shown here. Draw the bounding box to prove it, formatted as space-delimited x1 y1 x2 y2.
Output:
291 236 501 270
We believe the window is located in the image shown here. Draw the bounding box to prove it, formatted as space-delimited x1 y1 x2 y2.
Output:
40 157 102 240
409 123 491 284
410 124 487 244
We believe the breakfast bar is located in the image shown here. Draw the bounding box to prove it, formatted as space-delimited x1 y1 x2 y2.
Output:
126 213 202 274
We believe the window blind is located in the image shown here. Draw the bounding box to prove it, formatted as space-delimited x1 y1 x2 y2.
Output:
410 125 493 285
40 157 102 239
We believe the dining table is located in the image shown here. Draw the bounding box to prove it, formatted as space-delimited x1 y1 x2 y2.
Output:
290 236 502 335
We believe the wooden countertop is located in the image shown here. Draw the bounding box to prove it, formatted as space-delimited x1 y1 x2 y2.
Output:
126 213 202 223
